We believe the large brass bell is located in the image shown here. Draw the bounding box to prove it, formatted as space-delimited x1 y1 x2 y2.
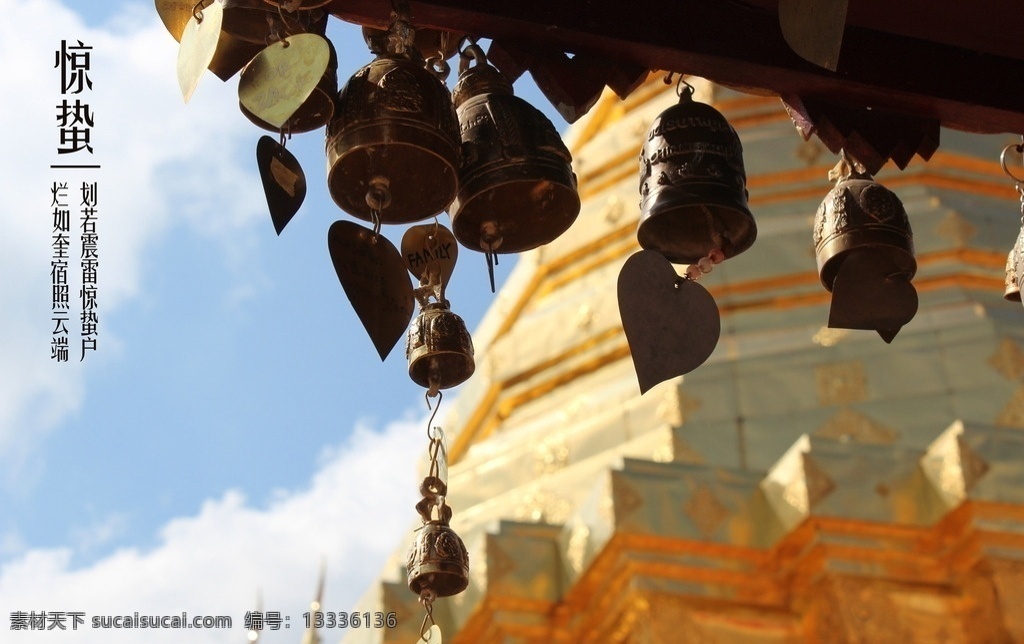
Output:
239 38 337 134
638 81 756 264
813 154 917 342
407 302 475 391
407 477 470 598
326 20 460 224
449 45 580 254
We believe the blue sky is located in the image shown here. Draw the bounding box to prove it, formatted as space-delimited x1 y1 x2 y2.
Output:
0 1 565 641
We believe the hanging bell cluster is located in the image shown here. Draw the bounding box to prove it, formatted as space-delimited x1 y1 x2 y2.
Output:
638 81 757 264
813 153 918 343
449 45 580 256
327 19 461 224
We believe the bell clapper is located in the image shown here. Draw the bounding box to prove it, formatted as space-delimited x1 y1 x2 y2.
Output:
480 222 503 293
365 177 392 238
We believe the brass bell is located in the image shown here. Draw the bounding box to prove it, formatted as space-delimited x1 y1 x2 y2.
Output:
326 20 460 224
407 478 469 598
638 82 756 264
449 45 580 254
406 302 475 391
1006 241 1021 303
813 154 917 342
239 38 337 134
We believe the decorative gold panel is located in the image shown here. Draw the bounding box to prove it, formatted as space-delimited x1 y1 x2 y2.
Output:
815 361 868 406
988 338 1024 381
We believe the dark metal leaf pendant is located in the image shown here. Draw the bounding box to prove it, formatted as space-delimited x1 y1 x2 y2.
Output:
617 250 721 394
328 221 414 360
256 136 306 235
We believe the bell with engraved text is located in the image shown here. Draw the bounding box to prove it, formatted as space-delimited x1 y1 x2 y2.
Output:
449 45 580 255
326 20 460 224
638 82 757 264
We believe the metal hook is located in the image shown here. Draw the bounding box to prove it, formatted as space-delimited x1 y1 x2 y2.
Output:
1000 141 1024 184
418 598 436 641
676 75 695 98
192 0 204 22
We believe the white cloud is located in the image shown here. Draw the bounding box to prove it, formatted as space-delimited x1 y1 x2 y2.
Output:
0 0 264 467
0 416 424 644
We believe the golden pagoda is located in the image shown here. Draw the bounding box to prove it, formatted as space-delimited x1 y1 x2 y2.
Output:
345 76 1024 644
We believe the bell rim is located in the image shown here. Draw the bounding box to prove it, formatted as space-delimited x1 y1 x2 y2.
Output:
816 227 917 291
450 161 581 254
326 122 460 224
637 182 757 264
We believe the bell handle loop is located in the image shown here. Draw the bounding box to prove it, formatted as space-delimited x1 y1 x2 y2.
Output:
273 3 295 43
829 149 867 183
425 54 450 81
662 72 694 99
458 43 487 75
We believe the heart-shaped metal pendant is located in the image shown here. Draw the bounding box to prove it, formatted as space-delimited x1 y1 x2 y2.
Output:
328 221 414 360
239 33 330 129
176 0 222 102
617 250 721 394
256 136 306 235
828 248 918 343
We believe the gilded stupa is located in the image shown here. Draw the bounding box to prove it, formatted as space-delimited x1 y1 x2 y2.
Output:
344 76 1024 644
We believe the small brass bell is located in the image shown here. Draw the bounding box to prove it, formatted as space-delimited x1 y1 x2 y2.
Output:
326 19 460 224
407 302 475 391
638 81 756 264
813 154 917 342
407 477 470 598
449 44 580 255
239 38 337 134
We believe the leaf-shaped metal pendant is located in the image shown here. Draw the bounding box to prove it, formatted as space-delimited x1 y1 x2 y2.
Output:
328 221 414 360
256 136 306 235
617 250 720 394
176 0 222 102
239 34 330 129
779 0 849 71
402 224 458 286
